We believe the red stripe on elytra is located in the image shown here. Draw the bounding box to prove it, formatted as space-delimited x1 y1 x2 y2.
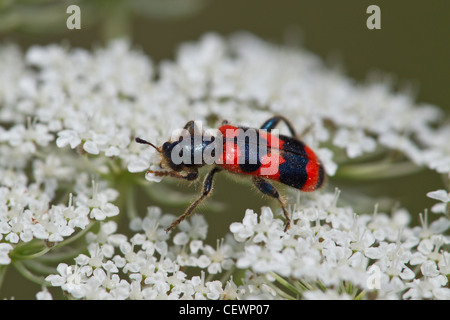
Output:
301 145 320 191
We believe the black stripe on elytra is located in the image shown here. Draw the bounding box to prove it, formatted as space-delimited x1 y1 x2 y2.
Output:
278 135 309 158
234 128 268 173
278 150 308 190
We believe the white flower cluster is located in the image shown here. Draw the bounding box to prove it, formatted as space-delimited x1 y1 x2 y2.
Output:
230 190 450 299
0 169 119 264
46 208 239 299
43 191 449 300
0 32 448 299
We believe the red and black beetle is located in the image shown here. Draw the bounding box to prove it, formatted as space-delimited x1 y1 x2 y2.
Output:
136 116 325 232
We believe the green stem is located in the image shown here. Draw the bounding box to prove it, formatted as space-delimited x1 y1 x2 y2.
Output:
37 247 85 263
80 154 105 176
126 184 138 221
270 283 296 300
297 278 314 291
0 265 7 290
336 161 422 180
270 272 301 298
11 222 95 261
354 289 366 300
10 240 50 261
13 261 47 286
23 259 58 275
52 221 96 250
220 266 235 284
100 0 131 41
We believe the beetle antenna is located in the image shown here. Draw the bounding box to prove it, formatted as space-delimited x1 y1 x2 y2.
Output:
135 137 162 153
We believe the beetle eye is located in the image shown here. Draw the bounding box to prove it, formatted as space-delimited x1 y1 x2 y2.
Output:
162 142 171 152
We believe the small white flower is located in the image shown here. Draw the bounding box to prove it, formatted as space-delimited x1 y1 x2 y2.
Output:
78 181 120 221
421 261 440 277
437 251 450 275
0 243 13 265
230 209 258 242
144 165 164 183
56 130 81 149
190 240 203 254
316 148 338 176
83 140 100 155
36 287 53 300
46 263 87 298
173 232 190 246
127 157 150 173
178 215 208 240
206 281 223 300
202 239 234 274
90 203 119 220
427 189 450 215
421 126 450 174
403 276 449 300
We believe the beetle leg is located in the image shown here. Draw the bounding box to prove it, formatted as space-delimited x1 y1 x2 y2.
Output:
165 167 222 233
260 116 297 137
252 177 291 231
147 168 198 181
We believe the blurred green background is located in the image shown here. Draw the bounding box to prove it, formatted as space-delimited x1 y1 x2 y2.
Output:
0 0 449 298
2 0 448 111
